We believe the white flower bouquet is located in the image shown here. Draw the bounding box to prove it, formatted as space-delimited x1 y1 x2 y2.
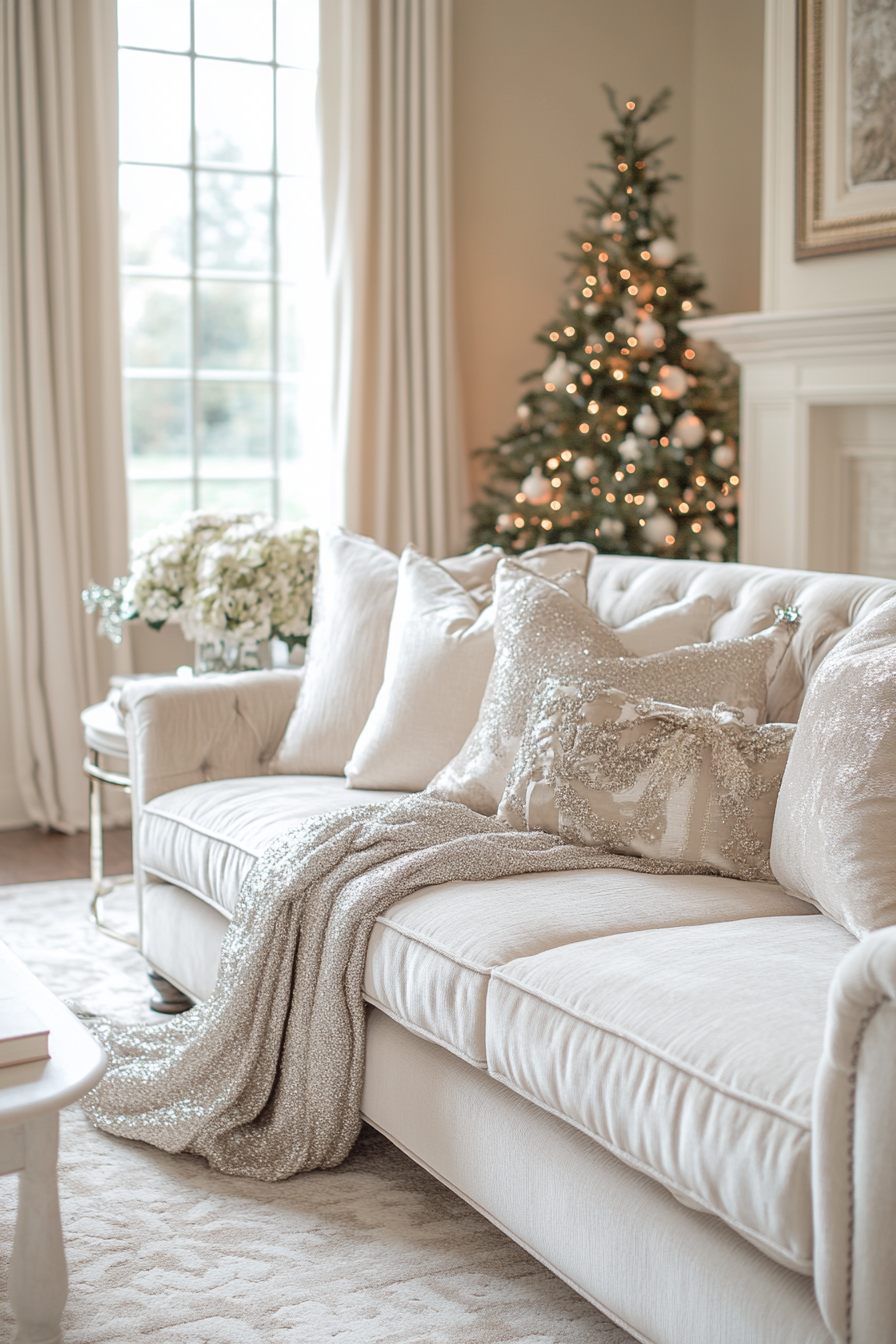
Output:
83 511 319 658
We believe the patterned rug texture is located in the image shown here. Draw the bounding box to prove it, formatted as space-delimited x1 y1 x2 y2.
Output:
0 879 632 1344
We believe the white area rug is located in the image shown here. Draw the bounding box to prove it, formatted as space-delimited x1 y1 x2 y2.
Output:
0 880 633 1344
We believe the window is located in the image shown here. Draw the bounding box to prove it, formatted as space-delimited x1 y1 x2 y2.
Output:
118 0 326 539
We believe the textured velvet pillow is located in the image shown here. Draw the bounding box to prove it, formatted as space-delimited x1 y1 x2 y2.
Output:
771 595 896 936
429 559 799 815
499 681 796 880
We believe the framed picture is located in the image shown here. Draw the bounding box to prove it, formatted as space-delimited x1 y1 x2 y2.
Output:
796 0 896 258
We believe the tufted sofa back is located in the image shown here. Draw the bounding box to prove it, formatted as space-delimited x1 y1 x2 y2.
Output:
587 557 896 721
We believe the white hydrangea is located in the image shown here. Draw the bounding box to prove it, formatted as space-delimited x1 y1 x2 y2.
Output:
123 511 318 647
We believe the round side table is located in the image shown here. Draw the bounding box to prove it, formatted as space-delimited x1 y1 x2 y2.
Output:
79 699 136 948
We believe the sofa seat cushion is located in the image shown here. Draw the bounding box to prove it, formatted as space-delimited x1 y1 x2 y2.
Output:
140 776 404 914
363 870 817 1069
486 915 856 1275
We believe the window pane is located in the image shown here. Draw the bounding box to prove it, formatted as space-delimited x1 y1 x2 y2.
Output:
125 378 191 469
199 479 273 514
277 177 320 279
194 0 273 62
120 165 190 272
280 387 324 524
195 59 273 169
276 68 316 176
198 382 272 464
280 286 302 373
118 0 190 52
197 172 272 273
276 0 318 69
123 278 190 368
198 282 270 369
119 51 191 164
129 479 194 538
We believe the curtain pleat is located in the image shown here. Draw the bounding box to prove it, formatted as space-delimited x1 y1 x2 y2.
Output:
0 0 130 831
320 0 465 558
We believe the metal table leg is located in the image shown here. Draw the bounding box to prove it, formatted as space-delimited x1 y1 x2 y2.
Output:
84 750 138 948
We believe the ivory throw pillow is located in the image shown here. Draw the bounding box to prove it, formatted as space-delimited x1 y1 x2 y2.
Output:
345 548 500 791
272 530 400 775
429 559 799 815
273 531 597 776
499 682 796 881
614 593 713 656
770 595 896 937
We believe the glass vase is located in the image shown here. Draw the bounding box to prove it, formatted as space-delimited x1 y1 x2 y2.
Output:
194 637 272 675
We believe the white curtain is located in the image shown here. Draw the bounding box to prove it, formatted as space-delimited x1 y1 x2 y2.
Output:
0 0 130 832
319 0 466 559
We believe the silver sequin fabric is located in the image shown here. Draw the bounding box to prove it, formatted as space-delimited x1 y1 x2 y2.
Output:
430 559 797 815
499 681 796 880
80 794 717 1180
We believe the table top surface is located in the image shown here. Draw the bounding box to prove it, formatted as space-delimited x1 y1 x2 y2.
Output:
80 698 129 758
0 943 107 1125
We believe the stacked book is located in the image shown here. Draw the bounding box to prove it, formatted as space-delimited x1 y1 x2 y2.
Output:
0 998 50 1068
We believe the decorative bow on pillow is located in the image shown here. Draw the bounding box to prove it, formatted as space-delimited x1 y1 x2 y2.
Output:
499 681 797 882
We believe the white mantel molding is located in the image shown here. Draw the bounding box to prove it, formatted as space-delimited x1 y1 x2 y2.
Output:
680 305 896 572
682 303 896 365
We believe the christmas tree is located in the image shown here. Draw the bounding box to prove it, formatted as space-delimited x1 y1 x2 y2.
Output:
470 88 740 561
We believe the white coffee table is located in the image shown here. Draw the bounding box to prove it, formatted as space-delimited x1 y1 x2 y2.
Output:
0 942 106 1343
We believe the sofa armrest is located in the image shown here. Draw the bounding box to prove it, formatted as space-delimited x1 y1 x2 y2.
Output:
120 669 302 811
813 926 896 1344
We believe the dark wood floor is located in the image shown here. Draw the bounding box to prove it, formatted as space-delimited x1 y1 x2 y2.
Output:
0 826 133 884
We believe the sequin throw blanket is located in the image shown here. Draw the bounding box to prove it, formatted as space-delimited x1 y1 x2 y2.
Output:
82 794 705 1180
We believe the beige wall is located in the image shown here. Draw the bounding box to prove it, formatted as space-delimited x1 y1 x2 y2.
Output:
453 0 765 490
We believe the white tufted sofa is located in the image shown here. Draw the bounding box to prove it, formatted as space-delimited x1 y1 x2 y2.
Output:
120 556 896 1344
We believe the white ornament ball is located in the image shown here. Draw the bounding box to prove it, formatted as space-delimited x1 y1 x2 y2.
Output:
637 227 652 240
701 524 727 555
521 464 553 505
619 434 642 462
650 236 678 267
643 514 675 547
640 490 658 514
543 354 580 388
712 443 737 469
658 364 689 400
496 514 515 532
584 302 599 316
632 403 661 437
710 428 724 444
516 402 531 422
600 517 625 541
635 317 664 347
572 455 596 480
672 410 706 448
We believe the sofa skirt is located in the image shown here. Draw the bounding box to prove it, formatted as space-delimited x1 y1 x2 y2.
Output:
361 1007 833 1344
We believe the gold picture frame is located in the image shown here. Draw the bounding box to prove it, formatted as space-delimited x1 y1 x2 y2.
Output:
796 0 896 258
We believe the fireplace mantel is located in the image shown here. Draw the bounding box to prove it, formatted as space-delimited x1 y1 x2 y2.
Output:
683 304 896 574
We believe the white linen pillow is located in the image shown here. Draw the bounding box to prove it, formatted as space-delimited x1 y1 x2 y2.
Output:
345 548 590 791
429 559 800 815
770 595 896 937
272 529 400 775
614 593 714 656
499 680 795 881
273 532 597 777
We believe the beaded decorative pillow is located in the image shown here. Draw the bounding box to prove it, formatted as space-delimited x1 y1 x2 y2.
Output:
498 681 797 881
429 557 801 815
